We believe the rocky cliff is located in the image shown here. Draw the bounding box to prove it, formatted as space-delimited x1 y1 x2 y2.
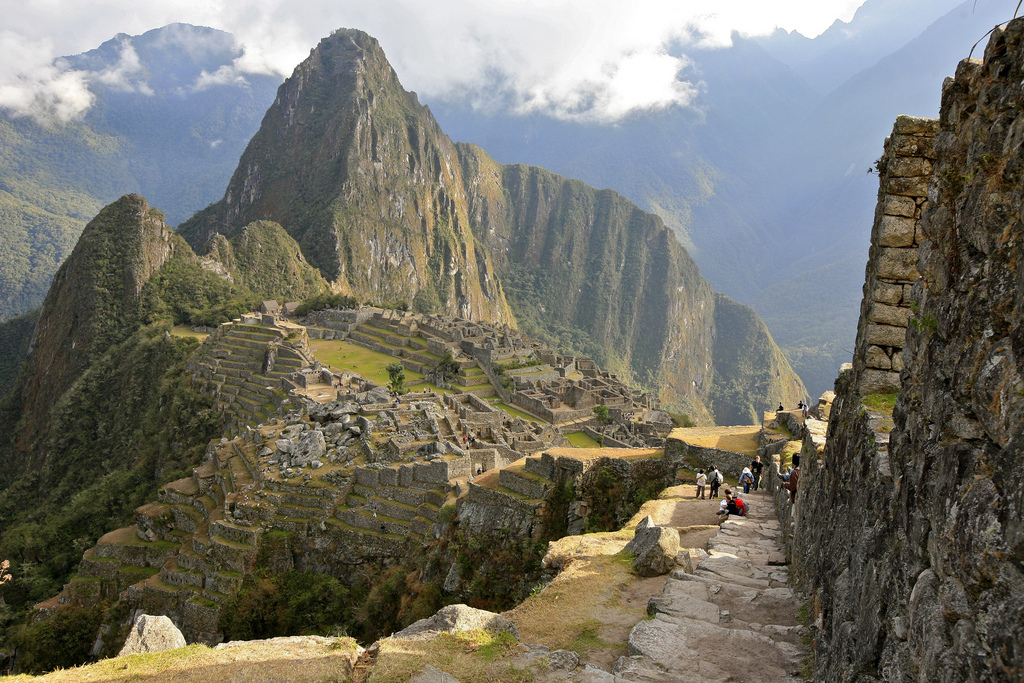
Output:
794 21 1024 681
12 195 186 448
180 28 804 423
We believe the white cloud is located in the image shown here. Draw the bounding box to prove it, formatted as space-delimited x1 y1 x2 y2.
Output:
94 40 153 94
0 1 869 124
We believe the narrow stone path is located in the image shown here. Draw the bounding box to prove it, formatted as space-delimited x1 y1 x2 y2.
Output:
611 489 806 682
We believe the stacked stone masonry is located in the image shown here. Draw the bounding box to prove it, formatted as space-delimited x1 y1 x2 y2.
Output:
853 115 939 396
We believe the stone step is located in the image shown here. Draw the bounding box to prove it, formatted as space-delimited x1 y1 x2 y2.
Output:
278 504 323 520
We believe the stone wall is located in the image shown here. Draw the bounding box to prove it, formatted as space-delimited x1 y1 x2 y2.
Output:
851 115 938 396
792 22 1024 682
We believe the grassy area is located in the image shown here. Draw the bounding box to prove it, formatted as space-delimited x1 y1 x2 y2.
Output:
566 431 601 448
169 324 208 341
493 402 547 423
5 638 362 682
670 426 760 457
310 338 426 386
862 392 898 416
371 630 532 683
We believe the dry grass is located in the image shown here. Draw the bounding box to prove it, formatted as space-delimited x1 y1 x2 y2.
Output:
505 550 664 670
4 637 361 683
170 325 208 342
369 631 533 683
668 426 760 456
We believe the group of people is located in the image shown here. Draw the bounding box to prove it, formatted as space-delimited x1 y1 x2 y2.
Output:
693 452 801 516
777 401 812 420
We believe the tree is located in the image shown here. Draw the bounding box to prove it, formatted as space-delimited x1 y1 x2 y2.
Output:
593 405 610 423
386 362 406 394
435 350 461 385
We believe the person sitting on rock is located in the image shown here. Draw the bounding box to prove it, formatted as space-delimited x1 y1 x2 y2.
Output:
717 489 747 517
716 490 734 517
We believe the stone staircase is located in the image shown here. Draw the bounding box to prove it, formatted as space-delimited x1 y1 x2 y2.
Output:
189 320 315 430
617 489 806 682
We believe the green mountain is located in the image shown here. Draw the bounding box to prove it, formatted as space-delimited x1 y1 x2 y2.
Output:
0 24 281 323
180 28 805 423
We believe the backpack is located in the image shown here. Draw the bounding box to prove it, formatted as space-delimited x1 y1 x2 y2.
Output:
713 470 723 484
733 498 746 516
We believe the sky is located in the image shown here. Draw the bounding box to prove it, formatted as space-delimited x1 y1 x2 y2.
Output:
0 0 868 123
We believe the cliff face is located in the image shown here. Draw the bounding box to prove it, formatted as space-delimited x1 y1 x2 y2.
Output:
180 28 805 422
795 22 1024 681
14 195 185 448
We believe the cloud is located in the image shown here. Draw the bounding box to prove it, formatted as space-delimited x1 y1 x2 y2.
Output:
94 40 154 94
0 1 868 124
0 32 94 122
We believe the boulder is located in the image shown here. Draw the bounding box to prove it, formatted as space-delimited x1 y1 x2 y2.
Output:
291 430 327 466
623 520 680 577
117 614 186 657
410 665 461 683
393 604 520 641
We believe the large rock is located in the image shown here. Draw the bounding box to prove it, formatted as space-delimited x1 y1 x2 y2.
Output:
623 516 680 577
393 604 520 641
118 614 186 657
410 665 461 683
290 430 327 466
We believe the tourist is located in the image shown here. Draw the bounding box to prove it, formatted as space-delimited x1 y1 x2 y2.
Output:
716 489 745 517
709 465 723 498
777 403 784 412
716 490 733 517
787 465 800 504
750 455 764 490
695 469 707 499
739 467 754 494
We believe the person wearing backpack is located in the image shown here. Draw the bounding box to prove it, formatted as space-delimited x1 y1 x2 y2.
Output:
739 467 754 494
709 465 723 498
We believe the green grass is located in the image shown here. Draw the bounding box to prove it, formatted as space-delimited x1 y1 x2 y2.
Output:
310 339 426 386
566 431 601 448
493 402 547 423
862 392 898 416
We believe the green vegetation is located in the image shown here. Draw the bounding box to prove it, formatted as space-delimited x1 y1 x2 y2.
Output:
566 431 601 448
592 405 610 423
0 309 38 394
142 257 257 327
294 292 359 317
862 392 898 416
386 362 406 394
219 570 353 641
309 339 426 388
582 464 667 533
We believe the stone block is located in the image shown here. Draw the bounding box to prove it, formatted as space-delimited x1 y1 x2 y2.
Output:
865 345 892 370
903 284 915 302
891 134 936 159
872 281 904 305
866 323 907 348
875 248 920 281
882 195 916 218
869 303 914 327
892 352 905 372
859 369 901 395
877 215 917 248
893 115 939 135
886 176 929 197
887 157 932 178
118 614 186 657
624 521 680 577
